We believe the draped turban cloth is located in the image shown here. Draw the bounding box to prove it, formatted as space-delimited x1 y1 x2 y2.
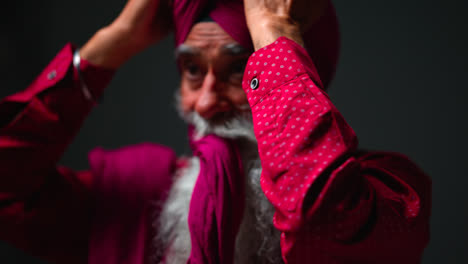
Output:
172 0 340 89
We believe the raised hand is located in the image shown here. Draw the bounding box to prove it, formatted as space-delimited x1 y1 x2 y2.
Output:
243 0 328 50
81 0 172 69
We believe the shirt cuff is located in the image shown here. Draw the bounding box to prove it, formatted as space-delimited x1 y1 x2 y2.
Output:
5 43 115 104
242 36 324 107
78 54 115 101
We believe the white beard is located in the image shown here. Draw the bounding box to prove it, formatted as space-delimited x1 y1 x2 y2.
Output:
153 156 200 264
153 95 282 264
233 157 283 264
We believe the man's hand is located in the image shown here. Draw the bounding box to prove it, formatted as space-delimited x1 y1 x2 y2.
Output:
81 0 172 69
243 0 328 50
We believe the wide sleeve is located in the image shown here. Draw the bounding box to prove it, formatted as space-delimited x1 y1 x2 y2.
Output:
241 37 431 263
0 44 114 264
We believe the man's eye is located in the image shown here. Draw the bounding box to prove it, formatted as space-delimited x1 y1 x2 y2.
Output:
231 62 246 75
183 63 202 80
228 61 246 83
188 65 199 75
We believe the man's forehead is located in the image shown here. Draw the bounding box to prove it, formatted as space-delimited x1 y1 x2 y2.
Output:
185 22 233 44
175 42 248 59
178 22 248 56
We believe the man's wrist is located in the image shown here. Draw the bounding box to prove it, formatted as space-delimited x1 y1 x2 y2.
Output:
80 25 140 69
248 18 304 51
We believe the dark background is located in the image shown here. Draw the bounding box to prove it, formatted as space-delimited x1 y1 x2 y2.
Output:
1 0 467 263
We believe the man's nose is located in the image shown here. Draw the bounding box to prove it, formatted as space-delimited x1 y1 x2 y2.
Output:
195 72 228 120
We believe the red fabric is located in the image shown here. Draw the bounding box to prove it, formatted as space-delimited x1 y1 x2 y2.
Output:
87 143 177 264
242 37 431 263
0 44 114 264
0 38 431 264
172 0 340 88
186 128 246 264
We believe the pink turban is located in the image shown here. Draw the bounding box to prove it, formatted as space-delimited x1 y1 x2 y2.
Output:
172 0 340 89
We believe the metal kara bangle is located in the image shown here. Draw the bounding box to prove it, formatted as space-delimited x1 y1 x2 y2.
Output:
73 49 95 102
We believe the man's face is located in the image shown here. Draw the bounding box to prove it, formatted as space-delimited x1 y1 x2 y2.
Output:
176 22 251 125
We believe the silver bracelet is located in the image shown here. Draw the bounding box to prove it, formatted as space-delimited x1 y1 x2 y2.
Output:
73 49 95 102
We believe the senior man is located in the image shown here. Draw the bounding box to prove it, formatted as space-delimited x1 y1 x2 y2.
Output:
0 0 431 263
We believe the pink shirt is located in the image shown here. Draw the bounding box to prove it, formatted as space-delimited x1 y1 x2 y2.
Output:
241 37 431 263
0 37 431 264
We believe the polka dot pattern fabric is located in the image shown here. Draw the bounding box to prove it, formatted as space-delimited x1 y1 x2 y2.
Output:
242 37 431 263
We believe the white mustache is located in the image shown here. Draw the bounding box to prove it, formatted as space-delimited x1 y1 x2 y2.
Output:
174 90 256 142
182 110 257 142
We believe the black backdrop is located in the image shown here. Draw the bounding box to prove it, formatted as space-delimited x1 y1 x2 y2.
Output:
1 0 467 263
